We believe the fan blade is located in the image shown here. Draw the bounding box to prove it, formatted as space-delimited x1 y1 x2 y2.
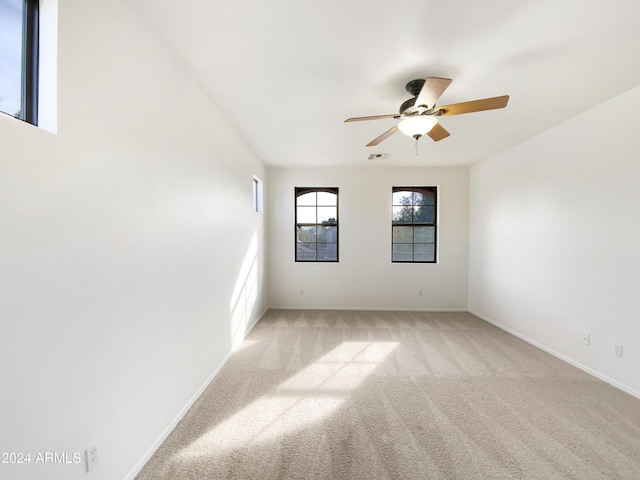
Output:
427 122 450 142
366 125 399 146
415 77 452 109
437 95 509 116
345 114 399 122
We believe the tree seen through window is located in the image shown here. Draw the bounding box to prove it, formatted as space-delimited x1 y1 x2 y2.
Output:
392 187 437 262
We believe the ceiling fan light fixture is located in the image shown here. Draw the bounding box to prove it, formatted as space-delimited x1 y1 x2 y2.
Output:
397 116 438 138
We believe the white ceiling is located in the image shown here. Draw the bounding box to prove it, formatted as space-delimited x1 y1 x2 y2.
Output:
129 0 640 167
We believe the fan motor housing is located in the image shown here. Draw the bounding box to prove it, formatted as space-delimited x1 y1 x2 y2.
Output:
400 98 417 114
405 79 425 97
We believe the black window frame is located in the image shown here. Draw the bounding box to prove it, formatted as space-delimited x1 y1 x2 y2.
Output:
22 0 39 125
1 0 39 125
295 187 339 262
391 186 438 263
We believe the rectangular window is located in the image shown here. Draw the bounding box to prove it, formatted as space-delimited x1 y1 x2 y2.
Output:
295 187 338 262
0 0 39 124
253 175 263 213
392 186 437 263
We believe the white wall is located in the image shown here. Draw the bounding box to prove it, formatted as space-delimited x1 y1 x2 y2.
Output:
0 1 267 479
469 85 640 397
268 166 469 310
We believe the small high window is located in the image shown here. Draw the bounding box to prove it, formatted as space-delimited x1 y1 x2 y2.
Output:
253 175 264 213
295 187 338 262
392 186 437 263
0 0 39 125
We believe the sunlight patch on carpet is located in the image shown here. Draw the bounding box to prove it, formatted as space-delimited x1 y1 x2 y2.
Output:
180 341 398 458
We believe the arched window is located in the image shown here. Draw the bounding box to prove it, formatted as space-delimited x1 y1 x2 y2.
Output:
392 186 437 262
295 187 338 262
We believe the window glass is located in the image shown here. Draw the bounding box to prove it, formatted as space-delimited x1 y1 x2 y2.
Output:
317 206 337 224
317 191 337 206
414 244 435 262
317 243 337 261
296 243 316 261
297 192 317 206
317 226 337 243
392 226 413 243
0 0 24 118
392 189 413 206
392 206 413 223
413 187 436 206
414 226 435 243
392 244 413 262
414 206 435 223
296 206 316 224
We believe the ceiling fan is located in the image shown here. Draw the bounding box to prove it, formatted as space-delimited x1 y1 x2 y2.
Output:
345 77 509 147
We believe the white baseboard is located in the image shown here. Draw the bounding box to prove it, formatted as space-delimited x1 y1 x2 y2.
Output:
247 306 268 331
469 309 640 401
269 305 468 312
124 307 268 480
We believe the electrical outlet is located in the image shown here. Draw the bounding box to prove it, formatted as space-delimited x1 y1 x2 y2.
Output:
614 345 624 358
418 290 423 297
580 331 590 346
299 289 304 295
85 446 98 472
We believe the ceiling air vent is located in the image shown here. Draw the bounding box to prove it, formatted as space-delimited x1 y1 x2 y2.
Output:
367 153 389 160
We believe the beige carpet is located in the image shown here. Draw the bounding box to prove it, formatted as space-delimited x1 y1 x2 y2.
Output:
136 310 640 479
